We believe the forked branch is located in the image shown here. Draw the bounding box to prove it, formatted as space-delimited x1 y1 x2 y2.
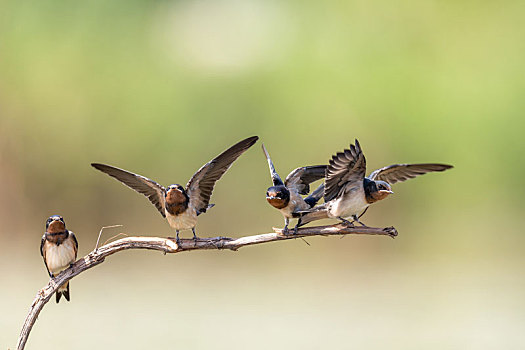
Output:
16 224 397 350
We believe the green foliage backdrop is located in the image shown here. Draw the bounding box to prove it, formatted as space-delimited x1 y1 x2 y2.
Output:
1 0 523 348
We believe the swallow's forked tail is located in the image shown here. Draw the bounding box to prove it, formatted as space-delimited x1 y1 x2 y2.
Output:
56 281 70 303
297 203 329 226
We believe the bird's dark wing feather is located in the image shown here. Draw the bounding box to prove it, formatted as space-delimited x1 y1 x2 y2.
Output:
368 163 453 185
285 165 327 195
186 136 258 213
304 182 325 207
324 139 367 202
91 163 167 217
261 143 284 186
40 234 51 278
69 231 79 258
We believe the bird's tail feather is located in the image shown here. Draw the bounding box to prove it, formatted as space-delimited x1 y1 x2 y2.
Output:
297 204 329 226
56 281 70 303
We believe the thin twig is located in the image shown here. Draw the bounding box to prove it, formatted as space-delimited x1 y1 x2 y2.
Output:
95 224 123 250
300 237 311 246
16 224 397 350
102 232 129 247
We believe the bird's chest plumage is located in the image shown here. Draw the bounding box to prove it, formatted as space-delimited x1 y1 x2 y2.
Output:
44 239 76 274
279 191 310 218
165 207 198 230
328 184 369 218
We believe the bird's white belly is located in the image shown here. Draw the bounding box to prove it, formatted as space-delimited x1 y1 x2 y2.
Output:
166 208 198 230
46 240 76 274
328 192 369 219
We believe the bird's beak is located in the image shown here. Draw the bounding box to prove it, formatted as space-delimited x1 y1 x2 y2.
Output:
380 190 394 194
267 196 277 200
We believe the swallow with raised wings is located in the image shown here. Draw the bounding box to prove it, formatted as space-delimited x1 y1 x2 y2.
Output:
91 136 258 243
262 144 326 234
300 139 453 226
40 215 78 303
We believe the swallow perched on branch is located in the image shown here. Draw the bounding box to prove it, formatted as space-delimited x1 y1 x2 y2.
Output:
40 215 78 303
262 143 326 234
300 139 453 226
91 136 258 243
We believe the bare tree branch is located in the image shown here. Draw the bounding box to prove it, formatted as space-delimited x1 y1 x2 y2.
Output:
16 224 397 350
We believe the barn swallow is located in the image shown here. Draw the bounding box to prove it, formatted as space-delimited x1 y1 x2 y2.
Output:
300 139 453 226
91 136 258 243
40 215 78 303
262 144 326 234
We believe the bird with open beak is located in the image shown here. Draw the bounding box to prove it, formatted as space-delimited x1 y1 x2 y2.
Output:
300 139 453 226
40 215 78 303
91 136 258 244
262 144 326 234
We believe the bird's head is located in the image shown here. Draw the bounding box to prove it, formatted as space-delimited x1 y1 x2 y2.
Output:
266 186 290 209
370 181 394 202
166 184 188 205
46 215 66 233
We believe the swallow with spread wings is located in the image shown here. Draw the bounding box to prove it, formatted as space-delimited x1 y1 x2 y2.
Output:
300 139 453 226
262 144 326 234
92 136 258 243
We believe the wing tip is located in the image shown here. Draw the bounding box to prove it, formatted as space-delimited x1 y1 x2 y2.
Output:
91 162 113 172
420 163 454 171
247 135 259 143
226 135 259 157
241 135 259 148
261 143 270 159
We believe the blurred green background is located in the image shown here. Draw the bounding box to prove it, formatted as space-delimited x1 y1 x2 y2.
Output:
1 0 524 348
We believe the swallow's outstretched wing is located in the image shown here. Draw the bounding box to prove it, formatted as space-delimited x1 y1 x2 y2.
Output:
186 136 258 214
91 163 167 217
40 234 52 278
261 143 284 186
285 165 327 195
324 139 367 202
368 163 453 185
